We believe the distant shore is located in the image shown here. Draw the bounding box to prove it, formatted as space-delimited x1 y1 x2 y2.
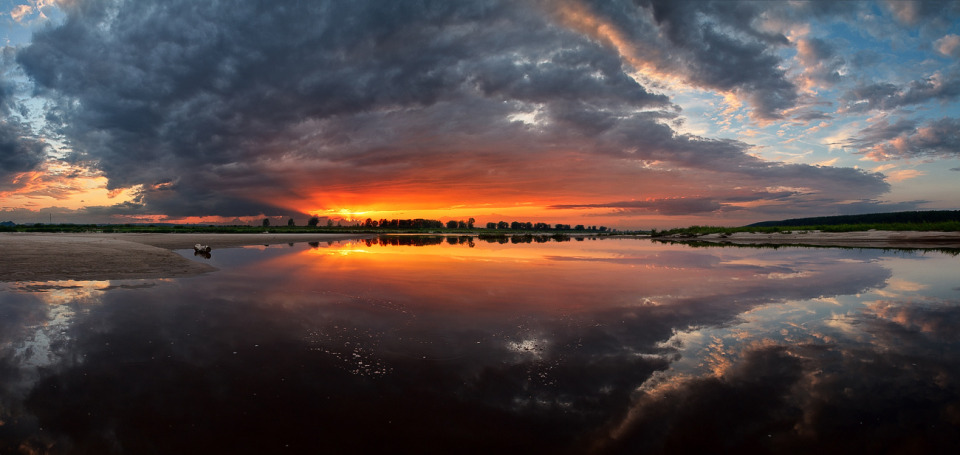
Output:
655 230 960 249
0 232 370 282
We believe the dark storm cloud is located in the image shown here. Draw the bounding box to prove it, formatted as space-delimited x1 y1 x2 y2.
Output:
622 0 798 120
13 0 891 218
0 118 47 184
17 0 674 216
845 117 960 160
1 47 47 185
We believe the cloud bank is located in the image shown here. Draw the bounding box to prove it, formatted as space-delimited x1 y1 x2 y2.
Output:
5 0 955 224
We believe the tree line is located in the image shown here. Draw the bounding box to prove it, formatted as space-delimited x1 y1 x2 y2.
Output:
482 221 607 232
296 216 608 231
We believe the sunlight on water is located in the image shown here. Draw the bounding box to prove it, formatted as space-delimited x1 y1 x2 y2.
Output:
1 237 958 453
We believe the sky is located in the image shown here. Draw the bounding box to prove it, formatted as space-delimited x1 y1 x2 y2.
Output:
0 0 958 229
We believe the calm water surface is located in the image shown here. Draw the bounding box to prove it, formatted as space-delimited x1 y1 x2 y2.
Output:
1 237 959 454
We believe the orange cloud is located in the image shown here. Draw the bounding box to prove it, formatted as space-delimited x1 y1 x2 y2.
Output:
1 162 138 211
553 0 676 90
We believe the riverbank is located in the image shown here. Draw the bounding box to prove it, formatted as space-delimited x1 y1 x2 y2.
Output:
655 230 960 249
0 232 370 282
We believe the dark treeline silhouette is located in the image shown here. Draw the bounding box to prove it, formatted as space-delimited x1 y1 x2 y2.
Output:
357 218 604 231
368 219 445 229
341 234 582 247
484 221 605 232
314 217 607 231
365 236 447 247
747 210 960 227
0 218 610 233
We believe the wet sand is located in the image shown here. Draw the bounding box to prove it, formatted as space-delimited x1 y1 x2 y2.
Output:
0 232 370 282
659 230 960 249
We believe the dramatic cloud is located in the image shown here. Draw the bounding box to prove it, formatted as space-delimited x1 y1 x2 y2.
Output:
17 0 676 217
0 119 46 186
582 0 798 120
796 37 846 89
2 0 956 225
11 0 900 224
840 71 960 113
845 117 960 161
1 47 47 187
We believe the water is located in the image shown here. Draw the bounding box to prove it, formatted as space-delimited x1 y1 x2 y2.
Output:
1 236 959 454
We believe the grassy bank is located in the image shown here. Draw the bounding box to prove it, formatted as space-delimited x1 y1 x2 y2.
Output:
651 221 960 237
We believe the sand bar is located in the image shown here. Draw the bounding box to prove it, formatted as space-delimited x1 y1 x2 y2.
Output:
0 232 370 282
660 230 960 249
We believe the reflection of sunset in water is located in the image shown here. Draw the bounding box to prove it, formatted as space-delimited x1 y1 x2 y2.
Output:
241 237 894 318
2 238 958 453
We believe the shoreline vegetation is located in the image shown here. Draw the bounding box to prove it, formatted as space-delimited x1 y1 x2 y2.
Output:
3 210 958 282
647 210 960 249
0 217 615 234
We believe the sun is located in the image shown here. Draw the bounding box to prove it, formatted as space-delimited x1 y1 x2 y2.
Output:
327 208 369 222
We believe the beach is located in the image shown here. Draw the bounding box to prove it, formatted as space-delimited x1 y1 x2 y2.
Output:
0 232 370 282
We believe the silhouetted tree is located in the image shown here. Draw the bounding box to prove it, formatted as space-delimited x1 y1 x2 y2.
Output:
446 220 459 229
262 218 270 227
287 218 295 226
497 221 509 229
486 222 497 229
467 218 475 228
308 216 320 226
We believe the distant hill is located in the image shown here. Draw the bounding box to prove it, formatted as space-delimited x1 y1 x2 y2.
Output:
746 210 960 227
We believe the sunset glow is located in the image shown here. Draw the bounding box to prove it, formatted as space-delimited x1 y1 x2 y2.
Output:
1 1 958 228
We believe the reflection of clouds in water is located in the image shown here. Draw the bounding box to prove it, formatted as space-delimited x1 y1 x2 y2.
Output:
2 281 158 369
2 281 111 378
1 280 111 448
871 278 927 300
605 279 960 453
2 240 957 453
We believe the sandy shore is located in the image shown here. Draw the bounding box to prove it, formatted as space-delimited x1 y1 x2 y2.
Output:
659 230 960 249
0 232 370 282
